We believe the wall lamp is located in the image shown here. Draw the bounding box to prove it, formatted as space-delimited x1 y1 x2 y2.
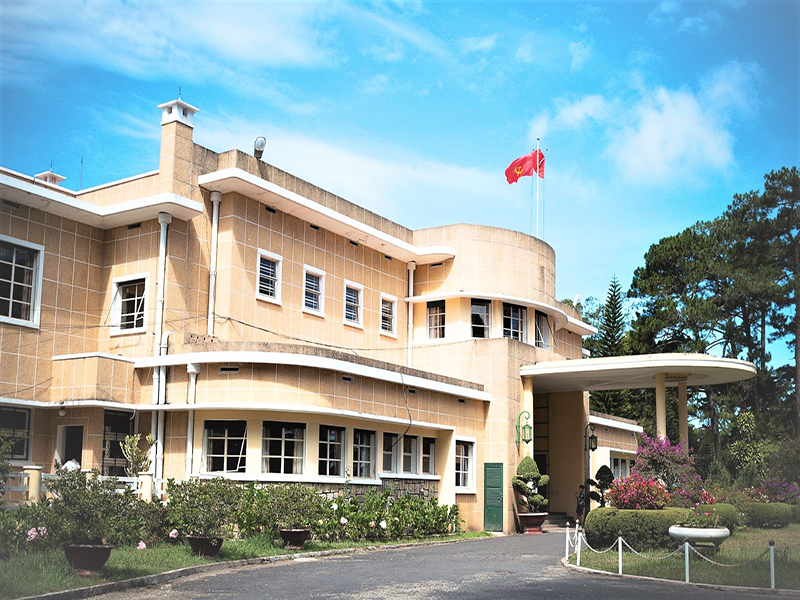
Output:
254 136 267 160
58 402 66 417
516 410 533 444
584 423 598 452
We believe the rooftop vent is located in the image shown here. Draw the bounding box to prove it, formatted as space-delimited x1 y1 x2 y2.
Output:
34 170 66 187
157 98 199 128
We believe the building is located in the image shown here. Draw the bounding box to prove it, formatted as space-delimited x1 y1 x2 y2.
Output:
0 99 755 531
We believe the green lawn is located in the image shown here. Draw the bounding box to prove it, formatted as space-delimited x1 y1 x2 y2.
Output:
0 532 489 600
570 523 800 591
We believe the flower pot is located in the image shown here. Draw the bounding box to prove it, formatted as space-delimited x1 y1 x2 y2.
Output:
518 512 548 534
186 535 224 557
63 544 114 576
668 525 730 548
278 528 311 549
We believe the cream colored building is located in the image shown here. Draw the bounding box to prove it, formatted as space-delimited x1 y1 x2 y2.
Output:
0 99 755 532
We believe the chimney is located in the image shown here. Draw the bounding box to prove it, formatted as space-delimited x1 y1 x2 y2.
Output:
34 169 67 187
157 98 199 196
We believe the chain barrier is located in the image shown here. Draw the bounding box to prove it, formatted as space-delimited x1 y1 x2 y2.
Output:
619 538 685 560
579 533 617 554
687 544 770 567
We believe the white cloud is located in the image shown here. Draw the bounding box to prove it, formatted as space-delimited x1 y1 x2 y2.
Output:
678 9 722 35
568 41 591 71
515 41 535 63
529 95 610 142
699 60 761 121
648 1 681 26
363 41 405 63
460 34 497 53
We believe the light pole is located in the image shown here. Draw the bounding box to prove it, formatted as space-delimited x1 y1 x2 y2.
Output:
584 423 597 518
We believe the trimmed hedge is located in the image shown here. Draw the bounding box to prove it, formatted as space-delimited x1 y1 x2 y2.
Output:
743 502 792 528
585 507 687 551
791 504 800 524
709 503 739 535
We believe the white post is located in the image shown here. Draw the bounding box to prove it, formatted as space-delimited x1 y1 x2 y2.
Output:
207 191 221 336
618 535 623 575
684 540 690 583
565 523 570 560
770 540 775 590
406 261 416 368
576 530 582 567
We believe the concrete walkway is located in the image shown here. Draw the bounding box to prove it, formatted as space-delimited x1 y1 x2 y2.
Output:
86 531 782 600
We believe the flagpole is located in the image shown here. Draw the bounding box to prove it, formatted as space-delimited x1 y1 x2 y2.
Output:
536 138 540 239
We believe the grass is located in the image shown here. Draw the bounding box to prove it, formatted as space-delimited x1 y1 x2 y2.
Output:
570 523 800 591
0 531 490 600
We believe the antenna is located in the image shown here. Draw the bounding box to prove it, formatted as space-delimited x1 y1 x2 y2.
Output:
178 85 182 99
80 156 84 190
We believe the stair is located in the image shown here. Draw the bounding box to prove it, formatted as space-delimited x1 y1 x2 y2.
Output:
543 512 571 528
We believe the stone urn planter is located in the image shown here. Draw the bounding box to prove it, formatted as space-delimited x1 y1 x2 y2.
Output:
668 525 730 548
63 544 114 576
517 512 548 534
186 535 224 557
278 528 311 550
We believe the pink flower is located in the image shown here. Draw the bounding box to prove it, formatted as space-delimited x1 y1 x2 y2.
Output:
168 529 179 539
26 528 38 542
137 541 147 550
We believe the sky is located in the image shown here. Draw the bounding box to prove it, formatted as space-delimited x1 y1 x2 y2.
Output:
1 0 798 312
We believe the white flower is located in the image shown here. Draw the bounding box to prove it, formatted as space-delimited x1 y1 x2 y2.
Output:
340 516 348 525
379 520 387 529
318 519 324 525
527 481 535 489
369 521 376 528
331 503 338 511
137 541 147 550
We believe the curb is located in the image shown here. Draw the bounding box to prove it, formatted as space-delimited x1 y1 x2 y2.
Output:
18 536 483 600
560 556 800 597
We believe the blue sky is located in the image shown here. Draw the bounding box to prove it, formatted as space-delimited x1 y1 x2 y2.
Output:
1 0 797 312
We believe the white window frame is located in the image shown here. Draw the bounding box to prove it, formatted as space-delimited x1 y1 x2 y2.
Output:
0 406 32 463
379 293 397 338
0 234 44 329
426 300 445 339
343 280 363 328
502 303 527 342
262 420 305 475
110 273 148 336
202 420 248 474
318 424 345 477
303 265 325 316
256 249 282 305
382 432 400 474
402 435 418 474
455 437 476 493
422 436 436 475
535 310 551 350
352 428 375 479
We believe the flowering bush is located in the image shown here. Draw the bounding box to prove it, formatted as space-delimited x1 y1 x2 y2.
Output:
632 434 704 507
606 473 669 510
764 437 800 502
677 506 721 528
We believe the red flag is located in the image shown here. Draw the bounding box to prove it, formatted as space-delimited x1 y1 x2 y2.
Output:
505 150 545 184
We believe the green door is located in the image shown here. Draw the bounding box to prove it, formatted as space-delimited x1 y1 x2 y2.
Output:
484 462 503 531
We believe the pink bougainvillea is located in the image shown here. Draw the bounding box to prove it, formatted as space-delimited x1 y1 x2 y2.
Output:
606 473 669 510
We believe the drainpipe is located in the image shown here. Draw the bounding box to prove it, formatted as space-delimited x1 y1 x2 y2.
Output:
155 331 170 483
207 191 222 336
151 213 171 477
185 363 200 478
407 261 416 368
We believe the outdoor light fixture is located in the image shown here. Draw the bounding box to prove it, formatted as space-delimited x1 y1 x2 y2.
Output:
254 136 267 159
584 423 597 452
516 410 533 444
58 403 66 417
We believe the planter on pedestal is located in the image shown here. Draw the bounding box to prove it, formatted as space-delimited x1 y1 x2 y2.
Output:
668 525 730 551
517 512 548 534
186 535 224 557
278 528 311 550
63 544 114 576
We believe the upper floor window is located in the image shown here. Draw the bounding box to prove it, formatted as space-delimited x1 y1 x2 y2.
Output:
263 421 305 474
204 420 247 473
319 425 345 477
380 294 397 336
344 281 363 326
0 236 43 329
352 429 375 479
303 266 325 315
427 300 445 339
471 299 491 338
112 275 147 334
0 406 31 461
257 250 282 304
534 310 551 349
502 303 526 342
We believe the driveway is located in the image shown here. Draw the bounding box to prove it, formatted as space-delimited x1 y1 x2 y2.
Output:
97 532 768 599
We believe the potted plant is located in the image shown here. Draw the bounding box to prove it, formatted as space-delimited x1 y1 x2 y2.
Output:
47 470 116 575
512 456 550 534
272 483 327 549
166 478 242 557
668 505 730 551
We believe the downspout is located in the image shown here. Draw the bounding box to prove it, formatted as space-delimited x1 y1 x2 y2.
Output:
207 191 222 336
185 363 200 478
155 331 170 483
151 212 171 486
407 261 416 368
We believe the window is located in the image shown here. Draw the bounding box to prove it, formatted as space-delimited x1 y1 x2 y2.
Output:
111 276 147 334
257 250 282 304
612 457 630 479
102 410 133 476
380 294 396 336
263 421 305 474
422 437 436 475
382 432 399 473
0 406 31 460
534 310 550 349
352 429 375 479
471 299 491 338
502 303 526 342
427 300 445 339
303 266 325 314
204 420 247 473
344 281 363 326
0 236 43 328
455 440 474 489
402 435 418 474
318 425 345 476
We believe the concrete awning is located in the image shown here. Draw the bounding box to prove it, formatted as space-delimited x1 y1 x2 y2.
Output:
520 353 756 393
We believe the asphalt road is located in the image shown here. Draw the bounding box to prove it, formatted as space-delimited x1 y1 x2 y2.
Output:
98 532 771 599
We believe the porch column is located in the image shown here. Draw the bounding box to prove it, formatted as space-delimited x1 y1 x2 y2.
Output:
522 376 534 457
677 380 688 442
24 466 42 503
655 373 667 438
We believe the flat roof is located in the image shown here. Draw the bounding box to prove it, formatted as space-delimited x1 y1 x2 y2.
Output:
520 353 756 393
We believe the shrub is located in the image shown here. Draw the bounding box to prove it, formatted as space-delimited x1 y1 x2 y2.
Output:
743 502 792 528
790 504 800 524
585 507 687 551
632 434 703 507
674 502 738 532
270 483 327 530
511 456 549 512
764 437 800 502
606 473 669 510
589 465 614 508
166 477 243 538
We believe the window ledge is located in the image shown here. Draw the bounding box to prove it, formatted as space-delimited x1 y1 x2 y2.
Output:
344 320 364 330
379 473 440 481
302 307 325 318
455 487 477 495
110 327 147 337
0 316 39 329
256 294 282 307
380 330 398 339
